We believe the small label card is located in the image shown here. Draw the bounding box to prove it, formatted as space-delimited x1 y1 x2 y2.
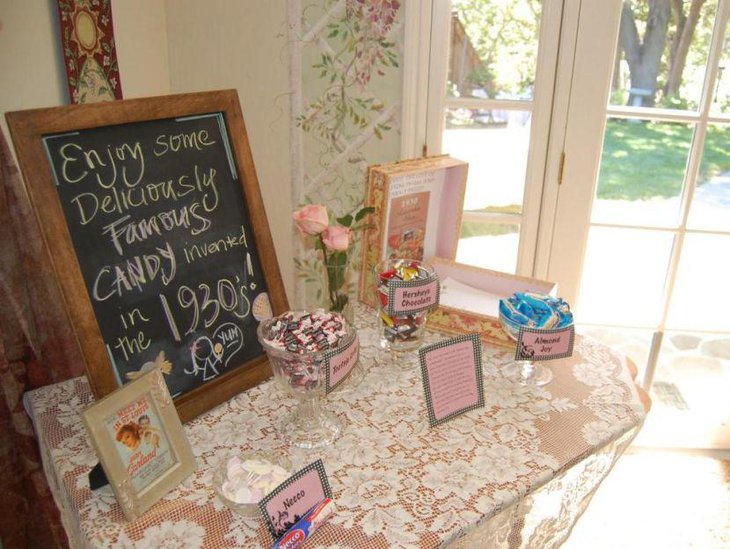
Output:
419 333 484 427
324 336 359 394
515 326 575 361
386 273 440 317
259 459 332 540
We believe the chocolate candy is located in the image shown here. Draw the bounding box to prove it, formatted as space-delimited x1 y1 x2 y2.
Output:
376 259 432 347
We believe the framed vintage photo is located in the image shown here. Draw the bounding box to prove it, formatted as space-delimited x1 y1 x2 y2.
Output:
6 90 289 422
82 368 196 521
358 155 468 308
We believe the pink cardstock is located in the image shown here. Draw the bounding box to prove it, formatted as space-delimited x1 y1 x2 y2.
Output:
263 468 327 538
392 279 439 315
516 326 575 361
422 339 482 422
327 337 359 392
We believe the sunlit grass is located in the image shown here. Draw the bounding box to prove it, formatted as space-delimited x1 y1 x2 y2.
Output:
459 121 730 239
598 120 730 200
460 204 520 238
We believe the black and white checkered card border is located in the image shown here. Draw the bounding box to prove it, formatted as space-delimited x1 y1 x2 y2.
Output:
323 333 358 395
258 459 332 540
385 273 440 317
419 332 484 428
515 325 575 362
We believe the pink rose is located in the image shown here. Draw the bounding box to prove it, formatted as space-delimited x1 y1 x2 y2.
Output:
292 204 329 235
322 226 352 251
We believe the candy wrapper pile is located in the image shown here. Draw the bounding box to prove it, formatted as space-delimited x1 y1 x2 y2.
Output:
264 310 348 354
499 292 573 329
377 260 432 344
261 310 350 392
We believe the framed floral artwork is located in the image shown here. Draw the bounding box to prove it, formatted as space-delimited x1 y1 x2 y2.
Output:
81 368 196 520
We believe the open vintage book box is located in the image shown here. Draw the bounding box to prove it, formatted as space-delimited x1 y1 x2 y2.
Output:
358 155 468 306
358 155 557 347
428 257 557 347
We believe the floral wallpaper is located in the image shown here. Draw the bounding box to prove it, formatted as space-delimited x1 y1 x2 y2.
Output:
289 0 404 306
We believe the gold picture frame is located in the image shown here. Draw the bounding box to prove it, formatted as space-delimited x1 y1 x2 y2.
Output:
82 368 196 520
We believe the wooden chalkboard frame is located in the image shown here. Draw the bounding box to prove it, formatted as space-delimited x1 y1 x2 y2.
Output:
6 90 289 422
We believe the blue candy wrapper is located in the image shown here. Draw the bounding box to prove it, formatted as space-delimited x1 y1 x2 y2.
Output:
272 498 334 549
500 292 573 330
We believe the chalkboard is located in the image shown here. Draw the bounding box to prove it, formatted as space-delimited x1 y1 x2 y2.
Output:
7 90 289 421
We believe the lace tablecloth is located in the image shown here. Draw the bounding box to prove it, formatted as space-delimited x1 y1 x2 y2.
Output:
24 304 648 548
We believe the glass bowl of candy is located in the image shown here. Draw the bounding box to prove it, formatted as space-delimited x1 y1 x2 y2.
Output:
499 313 522 341
498 292 573 386
213 451 292 517
257 310 357 448
374 258 438 352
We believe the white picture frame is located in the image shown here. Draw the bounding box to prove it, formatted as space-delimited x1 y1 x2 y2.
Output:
82 368 196 520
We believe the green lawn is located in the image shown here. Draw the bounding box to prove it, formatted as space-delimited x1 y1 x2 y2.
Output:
598 120 730 200
460 120 730 238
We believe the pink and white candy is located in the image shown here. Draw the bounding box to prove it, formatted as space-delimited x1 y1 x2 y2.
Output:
221 456 290 504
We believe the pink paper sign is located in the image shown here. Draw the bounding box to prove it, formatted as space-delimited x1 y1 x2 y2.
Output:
516 326 575 361
259 460 331 540
419 333 484 427
389 278 440 316
325 336 359 394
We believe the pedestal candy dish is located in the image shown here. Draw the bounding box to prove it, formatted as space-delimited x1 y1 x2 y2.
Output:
499 292 573 386
257 310 358 448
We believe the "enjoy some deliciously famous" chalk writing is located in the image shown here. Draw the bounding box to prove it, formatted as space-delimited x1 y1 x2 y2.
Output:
43 114 269 398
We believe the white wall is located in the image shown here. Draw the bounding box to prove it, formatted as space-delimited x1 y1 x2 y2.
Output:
112 0 170 98
0 0 170 145
164 0 293 299
0 0 67 140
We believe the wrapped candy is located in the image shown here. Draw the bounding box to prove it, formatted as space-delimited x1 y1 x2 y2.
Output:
499 292 573 329
264 310 348 354
221 456 290 505
377 260 434 345
262 310 350 391
272 498 335 549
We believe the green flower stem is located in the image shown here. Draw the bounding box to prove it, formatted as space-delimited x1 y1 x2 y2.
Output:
318 234 348 313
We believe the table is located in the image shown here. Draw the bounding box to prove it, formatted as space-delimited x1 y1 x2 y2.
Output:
24 304 649 548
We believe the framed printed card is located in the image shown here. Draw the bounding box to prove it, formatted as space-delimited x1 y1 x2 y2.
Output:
82 368 196 520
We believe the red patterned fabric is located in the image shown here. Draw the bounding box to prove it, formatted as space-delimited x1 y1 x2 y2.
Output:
2 8 123 545
0 128 86 548
56 0 123 103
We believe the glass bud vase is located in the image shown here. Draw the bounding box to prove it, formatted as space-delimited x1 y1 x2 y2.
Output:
324 257 354 326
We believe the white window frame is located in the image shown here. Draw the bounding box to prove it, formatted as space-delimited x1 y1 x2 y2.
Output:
402 0 571 278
